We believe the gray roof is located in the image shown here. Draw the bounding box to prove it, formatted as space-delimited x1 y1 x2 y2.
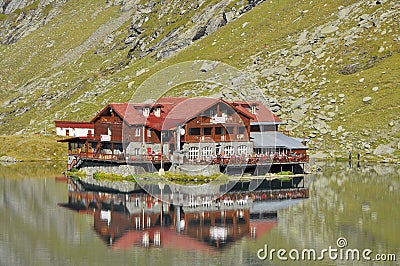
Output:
250 131 307 150
250 121 284 125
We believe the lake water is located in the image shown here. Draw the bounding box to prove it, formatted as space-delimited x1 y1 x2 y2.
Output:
0 161 399 265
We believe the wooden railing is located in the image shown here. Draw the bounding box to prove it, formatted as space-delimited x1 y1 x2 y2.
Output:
68 151 308 165
72 152 171 163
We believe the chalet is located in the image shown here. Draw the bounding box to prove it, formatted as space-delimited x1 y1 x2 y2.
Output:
57 97 308 172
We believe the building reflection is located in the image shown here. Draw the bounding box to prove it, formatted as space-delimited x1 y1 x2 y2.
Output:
60 180 308 250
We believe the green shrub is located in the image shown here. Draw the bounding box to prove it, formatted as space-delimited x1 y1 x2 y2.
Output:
276 171 294 176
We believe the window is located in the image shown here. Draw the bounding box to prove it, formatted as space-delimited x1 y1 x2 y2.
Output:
154 107 161 117
226 127 234 134
202 127 212 135
215 127 224 135
250 125 260 132
143 107 150 117
147 128 152 137
238 145 247 156
188 147 199 160
224 146 234 156
237 127 246 134
202 146 213 159
135 128 141 137
189 128 201 136
134 148 140 155
237 127 246 140
251 105 257 114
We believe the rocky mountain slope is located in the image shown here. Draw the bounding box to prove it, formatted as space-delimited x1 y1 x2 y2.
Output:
0 0 399 161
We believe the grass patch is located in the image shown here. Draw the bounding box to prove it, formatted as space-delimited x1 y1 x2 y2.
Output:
88 170 229 185
276 171 294 176
0 134 67 161
67 169 86 180
163 171 229 184
93 171 137 182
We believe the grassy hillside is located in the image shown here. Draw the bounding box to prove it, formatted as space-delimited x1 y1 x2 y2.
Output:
0 135 66 161
0 0 399 161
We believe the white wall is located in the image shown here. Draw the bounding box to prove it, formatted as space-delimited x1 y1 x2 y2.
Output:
56 127 92 137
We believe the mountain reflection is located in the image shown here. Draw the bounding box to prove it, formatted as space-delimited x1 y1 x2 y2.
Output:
60 179 308 250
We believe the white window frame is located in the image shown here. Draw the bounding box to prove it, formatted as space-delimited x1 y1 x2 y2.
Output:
143 107 150 117
202 146 213 159
188 147 199 160
135 128 141 137
238 145 248 156
154 107 161 117
224 146 234 156
147 128 152 137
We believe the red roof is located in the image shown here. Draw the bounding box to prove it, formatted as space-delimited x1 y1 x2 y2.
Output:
161 97 220 130
251 102 282 124
54 121 94 129
232 101 282 124
89 97 280 131
111 103 146 125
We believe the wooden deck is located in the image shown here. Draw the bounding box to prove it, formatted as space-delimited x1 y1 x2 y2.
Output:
67 152 308 175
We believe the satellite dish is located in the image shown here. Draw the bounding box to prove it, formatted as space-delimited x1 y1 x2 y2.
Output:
180 128 185 135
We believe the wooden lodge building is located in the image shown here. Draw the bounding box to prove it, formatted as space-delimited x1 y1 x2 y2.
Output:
57 97 308 173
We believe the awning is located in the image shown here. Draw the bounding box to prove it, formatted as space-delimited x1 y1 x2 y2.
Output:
250 131 307 150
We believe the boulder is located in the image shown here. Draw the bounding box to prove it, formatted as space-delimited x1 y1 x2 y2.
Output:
291 109 306 123
362 96 372 103
200 61 219 72
373 144 395 156
289 56 303 67
291 97 307 109
0 156 17 162
320 25 339 35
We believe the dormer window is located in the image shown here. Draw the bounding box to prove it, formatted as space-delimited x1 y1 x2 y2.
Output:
154 107 161 117
143 107 150 117
251 104 257 114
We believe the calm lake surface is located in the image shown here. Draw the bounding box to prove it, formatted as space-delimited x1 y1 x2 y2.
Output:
0 161 399 265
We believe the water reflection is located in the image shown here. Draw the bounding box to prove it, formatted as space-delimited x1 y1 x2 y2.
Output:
61 179 308 251
2 162 397 265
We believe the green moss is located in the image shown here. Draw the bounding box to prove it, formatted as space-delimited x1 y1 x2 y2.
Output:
93 172 137 182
